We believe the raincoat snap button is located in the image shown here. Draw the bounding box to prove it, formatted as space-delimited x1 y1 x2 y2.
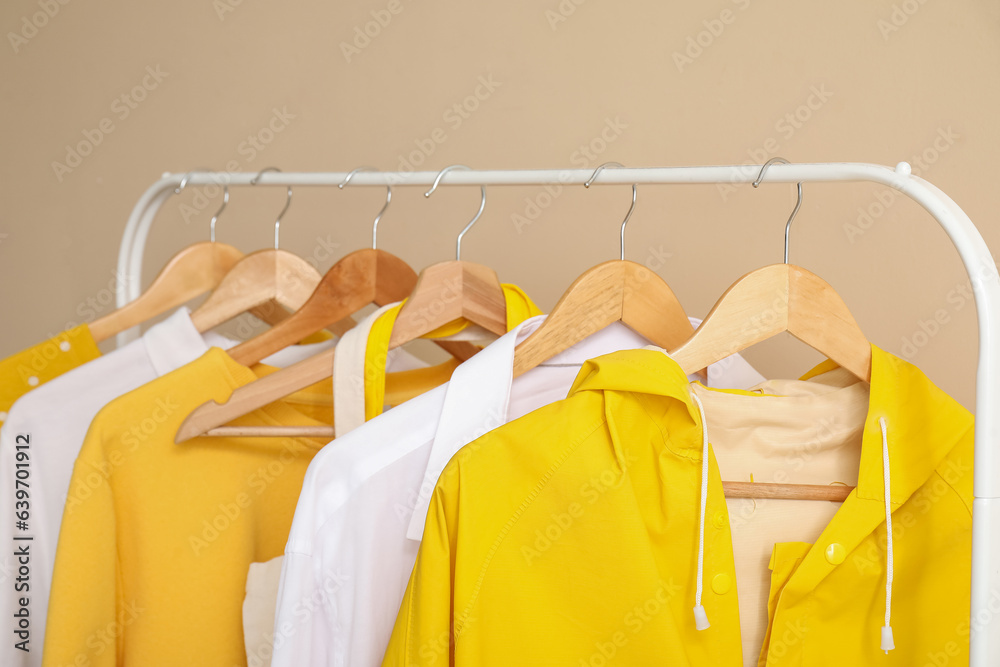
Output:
711 573 732 594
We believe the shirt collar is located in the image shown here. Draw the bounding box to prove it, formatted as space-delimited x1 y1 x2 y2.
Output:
142 307 234 377
405 316 660 541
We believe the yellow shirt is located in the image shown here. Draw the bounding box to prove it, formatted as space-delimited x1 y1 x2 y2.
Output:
383 347 973 666
0 325 100 428
43 348 338 667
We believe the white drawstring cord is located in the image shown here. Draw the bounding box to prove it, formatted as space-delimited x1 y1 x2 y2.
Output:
879 416 895 653
690 392 711 631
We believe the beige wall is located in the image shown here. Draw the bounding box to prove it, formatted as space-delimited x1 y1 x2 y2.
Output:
0 0 996 409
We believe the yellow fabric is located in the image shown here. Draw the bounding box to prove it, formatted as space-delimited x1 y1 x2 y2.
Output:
251 355 458 418
384 346 973 666
43 348 336 667
0 324 100 429
297 328 335 344
363 284 542 420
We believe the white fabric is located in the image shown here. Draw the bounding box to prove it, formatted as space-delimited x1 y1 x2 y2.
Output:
0 307 297 667
269 315 766 667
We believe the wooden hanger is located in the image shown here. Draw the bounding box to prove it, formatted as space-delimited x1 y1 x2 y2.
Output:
512 164 696 378
175 170 478 441
188 168 358 338
387 165 508 351
89 173 287 344
671 158 872 502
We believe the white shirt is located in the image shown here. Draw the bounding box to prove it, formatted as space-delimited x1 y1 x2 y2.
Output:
269 315 766 667
0 307 342 667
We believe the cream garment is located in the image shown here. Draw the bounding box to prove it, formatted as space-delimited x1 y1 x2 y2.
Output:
689 366 869 667
244 557 284 667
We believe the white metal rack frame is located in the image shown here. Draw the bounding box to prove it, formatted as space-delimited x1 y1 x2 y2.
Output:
115 163 1000 665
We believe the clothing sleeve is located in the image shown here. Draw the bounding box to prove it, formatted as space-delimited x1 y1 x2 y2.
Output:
381 484 457 667
42 424 121 667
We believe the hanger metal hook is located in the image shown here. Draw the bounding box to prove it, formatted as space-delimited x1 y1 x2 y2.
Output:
339 167 392 250
424 165 486 261
585 162 637 261
174 169 224 241
753 157 802 264
250 166 292 249
209 184 229 243
174 168 212 195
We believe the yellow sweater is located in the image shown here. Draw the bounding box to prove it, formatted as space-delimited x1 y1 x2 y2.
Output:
43 348 335 666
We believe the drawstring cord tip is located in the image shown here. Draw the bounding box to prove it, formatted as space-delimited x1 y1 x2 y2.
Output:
693 605 710 631
880 625 895 653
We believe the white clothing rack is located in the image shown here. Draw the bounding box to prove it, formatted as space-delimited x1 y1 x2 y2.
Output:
115 162 1000 665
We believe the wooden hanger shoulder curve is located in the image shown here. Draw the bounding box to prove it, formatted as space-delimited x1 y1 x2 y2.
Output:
669 263 872 382
90 241 245 344
387 260 508 349
511 259 695 378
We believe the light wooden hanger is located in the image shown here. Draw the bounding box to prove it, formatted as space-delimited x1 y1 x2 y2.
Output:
670 158 872 503
175 169 476 442
224 168 478 367
188 167 356 338
387 165 508 351
512 163 698 378
89 171 284 344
